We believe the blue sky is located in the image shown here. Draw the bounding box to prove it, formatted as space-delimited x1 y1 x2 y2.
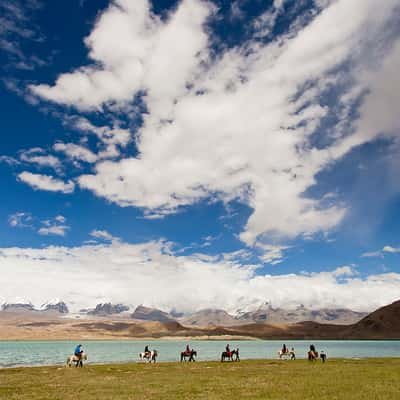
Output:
1 0 400 313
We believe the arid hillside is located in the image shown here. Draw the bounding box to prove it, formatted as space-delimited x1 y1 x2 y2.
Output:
0 300 399 340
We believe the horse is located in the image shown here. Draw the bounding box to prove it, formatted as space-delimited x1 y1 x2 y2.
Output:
278 350 290 359
139 350 158 363
221 348 240 362
308 350 319 361
66 352 88 367
278 350 296 360
180 350 197 362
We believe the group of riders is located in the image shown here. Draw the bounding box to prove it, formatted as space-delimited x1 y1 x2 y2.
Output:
279 344 326 362
71 343 326 365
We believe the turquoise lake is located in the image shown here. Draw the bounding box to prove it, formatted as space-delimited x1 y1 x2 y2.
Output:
1 340 399 367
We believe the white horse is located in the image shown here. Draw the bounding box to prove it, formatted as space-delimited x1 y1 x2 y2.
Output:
66 352 88 367
139 350 158 363
277 350 295 360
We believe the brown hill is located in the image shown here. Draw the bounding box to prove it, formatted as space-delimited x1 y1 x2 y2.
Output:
131 305 175 323
210 301 400 340
214 321 344 340
343 300 400 339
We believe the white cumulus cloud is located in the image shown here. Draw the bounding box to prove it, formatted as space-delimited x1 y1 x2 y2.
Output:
90 229 119 242
18 171 75 193
29 0 400 248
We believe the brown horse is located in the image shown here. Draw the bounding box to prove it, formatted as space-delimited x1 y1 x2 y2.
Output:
308 351 319 361
221 348 240 362
181 350 197 362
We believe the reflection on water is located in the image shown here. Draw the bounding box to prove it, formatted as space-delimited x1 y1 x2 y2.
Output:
0 340 399 368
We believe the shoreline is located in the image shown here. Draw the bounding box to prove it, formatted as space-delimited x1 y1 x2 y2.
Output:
2 356 400 370
1 336 399 342
0 335 259 342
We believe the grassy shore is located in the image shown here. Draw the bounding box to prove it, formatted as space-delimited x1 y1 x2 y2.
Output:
1 358 399 400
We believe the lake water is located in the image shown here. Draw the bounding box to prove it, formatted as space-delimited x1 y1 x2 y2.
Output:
0 340 399 368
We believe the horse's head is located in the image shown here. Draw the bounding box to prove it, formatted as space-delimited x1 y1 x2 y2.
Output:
152 350 158 357
82 352 88 360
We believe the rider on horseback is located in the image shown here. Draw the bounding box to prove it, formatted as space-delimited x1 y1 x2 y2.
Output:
144 345 150 356
74 344 83 360
226 344 231 355
185 344 191 354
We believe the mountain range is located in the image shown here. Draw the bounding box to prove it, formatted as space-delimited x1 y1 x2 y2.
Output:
0 300 399 340
1 299 68 314
0 300 368 325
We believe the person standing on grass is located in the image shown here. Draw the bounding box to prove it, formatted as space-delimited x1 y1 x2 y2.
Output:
290 347 296 360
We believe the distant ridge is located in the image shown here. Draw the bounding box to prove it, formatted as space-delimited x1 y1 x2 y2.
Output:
1 302 35 312
179 309 239 327
0 300 399 340
343 300 400 339
40 300 69 314
236 304 367 325
0 299 367 325
88 303 129 316
131 305 175 322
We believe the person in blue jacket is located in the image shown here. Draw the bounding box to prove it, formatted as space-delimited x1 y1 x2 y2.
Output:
74 344 83 360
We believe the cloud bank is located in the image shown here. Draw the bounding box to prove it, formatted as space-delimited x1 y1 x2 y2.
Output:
0 240 399 313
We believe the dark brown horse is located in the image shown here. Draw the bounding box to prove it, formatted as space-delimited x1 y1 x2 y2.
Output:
308 351 319 361
221 348 240 362
181 350 197 362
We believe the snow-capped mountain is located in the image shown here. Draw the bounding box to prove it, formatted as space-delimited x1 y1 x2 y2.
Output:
0 298 68 314
1 298 35 312
39 299 69 314
87 303 129 316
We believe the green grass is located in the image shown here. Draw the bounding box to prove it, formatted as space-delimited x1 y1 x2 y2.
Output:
0 359 399 400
